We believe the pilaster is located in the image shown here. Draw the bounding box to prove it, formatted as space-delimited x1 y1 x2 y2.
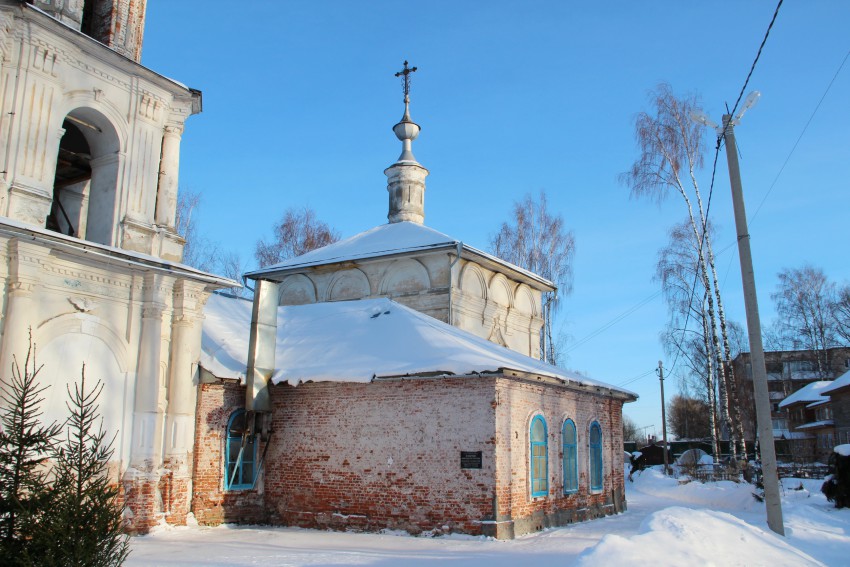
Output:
0 239 44 380
162 279 208 525
124 271 174 532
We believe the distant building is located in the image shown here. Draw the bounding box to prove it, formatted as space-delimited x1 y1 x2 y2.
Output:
777 381 834 463
731 347 850 446
822 370 850 448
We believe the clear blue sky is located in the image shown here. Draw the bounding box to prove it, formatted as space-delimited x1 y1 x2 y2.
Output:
142 1 849 435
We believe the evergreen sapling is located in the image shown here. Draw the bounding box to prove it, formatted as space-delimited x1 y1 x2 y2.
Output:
0 336 63 565
35 366 129 567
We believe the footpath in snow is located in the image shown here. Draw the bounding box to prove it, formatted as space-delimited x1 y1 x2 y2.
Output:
127 469 849 566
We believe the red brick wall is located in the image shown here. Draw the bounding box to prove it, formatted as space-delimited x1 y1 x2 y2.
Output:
191 374 627 538
494 376 626 538
263 378 497 535
192 382 266 525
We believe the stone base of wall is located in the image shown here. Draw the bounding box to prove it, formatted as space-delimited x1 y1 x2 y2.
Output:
122 471 160 534
494 491 627 539
121 466 194 533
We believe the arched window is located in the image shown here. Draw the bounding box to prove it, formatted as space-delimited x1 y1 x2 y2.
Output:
589 421 603 492
562 419 578 493
530 415 548 497
225 410 257 490
49 108 120 246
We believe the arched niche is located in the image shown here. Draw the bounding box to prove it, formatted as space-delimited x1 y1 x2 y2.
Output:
379 258 430 295
514 284 538 317
459 263 487 301
279 274 318 306
327 269 370 301
49 107 121 246
36 322 130 463
488 274 513 307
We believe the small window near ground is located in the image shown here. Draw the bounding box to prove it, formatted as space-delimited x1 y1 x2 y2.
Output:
225 410 257 490
589 421 603 492
563 419 578 493
530 415 548 497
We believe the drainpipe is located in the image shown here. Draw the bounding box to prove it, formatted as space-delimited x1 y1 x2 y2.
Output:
448 241 462 325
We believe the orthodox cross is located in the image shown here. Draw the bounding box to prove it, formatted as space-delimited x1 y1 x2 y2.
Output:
395 60 417 101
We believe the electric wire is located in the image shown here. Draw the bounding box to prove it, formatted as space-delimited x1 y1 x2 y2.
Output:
559 1 785 376
667 0 783 376
565 289 663 354
750 46 850 223
617 368 656 388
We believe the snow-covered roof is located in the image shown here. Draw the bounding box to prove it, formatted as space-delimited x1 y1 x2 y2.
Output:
822 369 850 395
200 294 635 399
775 430 812 440
794 420 834 431
778 381 833 409
244 221 554 290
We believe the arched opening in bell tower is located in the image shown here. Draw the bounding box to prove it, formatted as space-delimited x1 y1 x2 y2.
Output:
48 108 120 246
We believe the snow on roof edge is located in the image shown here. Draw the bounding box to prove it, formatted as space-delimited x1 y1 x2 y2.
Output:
243 222 555 289
199 294 636 400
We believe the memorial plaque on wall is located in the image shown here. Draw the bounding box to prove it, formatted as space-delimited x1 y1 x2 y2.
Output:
460 451 482 469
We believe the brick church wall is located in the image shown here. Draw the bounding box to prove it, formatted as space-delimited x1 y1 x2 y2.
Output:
493 376 626 538
263 377 497 535
192 382 267 525
191 374 628 538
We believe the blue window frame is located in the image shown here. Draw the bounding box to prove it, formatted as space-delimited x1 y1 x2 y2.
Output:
225 410 257 490
563 419 578 493
530 415 548 497
589 421 603 491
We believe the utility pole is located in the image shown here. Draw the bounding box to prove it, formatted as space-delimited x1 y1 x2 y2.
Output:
657 360 670 474
722 112 785 536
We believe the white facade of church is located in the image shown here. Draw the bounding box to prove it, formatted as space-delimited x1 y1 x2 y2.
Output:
0 1 232 532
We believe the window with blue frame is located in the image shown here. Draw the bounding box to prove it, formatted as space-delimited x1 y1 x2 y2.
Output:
589 421 603 491
530 415 548 497
225 409 257 490
562 419 578 493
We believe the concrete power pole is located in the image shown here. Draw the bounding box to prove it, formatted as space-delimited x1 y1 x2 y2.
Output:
657 361 670 474
722 112 785 536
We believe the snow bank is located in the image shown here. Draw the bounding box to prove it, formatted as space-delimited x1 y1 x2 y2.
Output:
576 507 821 567
835 444 850 457
630 467 756 512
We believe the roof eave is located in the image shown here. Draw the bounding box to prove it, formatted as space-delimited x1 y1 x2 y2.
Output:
459 247 555 291
0 219 238 289
244 242 459 281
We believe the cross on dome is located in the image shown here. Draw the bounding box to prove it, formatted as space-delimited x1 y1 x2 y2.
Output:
395 60 418 103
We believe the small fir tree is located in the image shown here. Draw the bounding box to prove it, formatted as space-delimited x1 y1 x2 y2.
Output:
36 366 129 567
0 335 63 565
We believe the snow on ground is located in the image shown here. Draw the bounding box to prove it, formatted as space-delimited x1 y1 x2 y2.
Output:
127 469 850 566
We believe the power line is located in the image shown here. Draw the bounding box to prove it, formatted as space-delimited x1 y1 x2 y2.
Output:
750 46 850 223
565 289 662 353
728 0 784 121
669 0 783 375
617 368 656 388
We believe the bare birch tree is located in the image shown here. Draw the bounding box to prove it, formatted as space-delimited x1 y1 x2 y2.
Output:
834 283 850 346
175 190 246 296
490 190 576 366
656 221 719 456
772 265 840 375
255 207 340 268
622 84 745 461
